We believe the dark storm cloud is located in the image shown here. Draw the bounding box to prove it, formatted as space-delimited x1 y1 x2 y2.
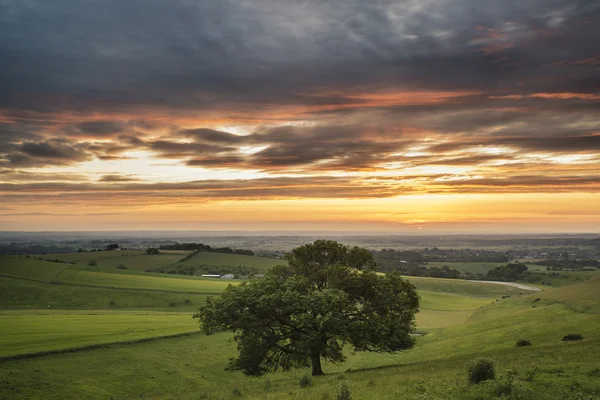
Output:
0 0 599 114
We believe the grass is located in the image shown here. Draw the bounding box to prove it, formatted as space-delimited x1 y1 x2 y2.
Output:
2 259 599 400
55 269 236 294
0 276 214 311
1 329 598 399
0 311 199 358
418 291 492 311
403 275 528 297
179 251 286 272
0 256 69 282
521 269 600 288
70 253 186 272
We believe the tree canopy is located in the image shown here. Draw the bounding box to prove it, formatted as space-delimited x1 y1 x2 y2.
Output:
195 240 420 376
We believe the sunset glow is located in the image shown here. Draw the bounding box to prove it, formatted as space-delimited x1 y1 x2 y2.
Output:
1 1 599 232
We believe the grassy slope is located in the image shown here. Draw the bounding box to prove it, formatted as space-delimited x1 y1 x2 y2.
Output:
179 251 286 272
0 256 69 282
2 278 597 400
55 269 236 293
0 277 214 311
403 275 527 297
0 311 199 357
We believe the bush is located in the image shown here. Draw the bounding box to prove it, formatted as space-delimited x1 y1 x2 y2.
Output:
231 388 242 396
184 298 192 305
299 375 313 388
336 380 351 400
467 357 496 384
515 339 532 347
169 301 177 307
562 333 584 341
116 264 127 270
88 260 98 267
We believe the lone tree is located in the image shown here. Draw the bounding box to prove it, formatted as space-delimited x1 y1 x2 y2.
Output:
146 248 160 255
195 240 419 376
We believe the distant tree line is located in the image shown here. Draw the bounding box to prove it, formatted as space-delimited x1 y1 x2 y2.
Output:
484 263 529 281
0 244 77 255
159 242 254 256
420 247 511 263
531 259 599 270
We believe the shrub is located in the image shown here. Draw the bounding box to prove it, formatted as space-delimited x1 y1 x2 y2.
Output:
336 380 351 400
299 375 313 388
88 260 98 267
563 333 584 341
116 264 127 270
169 301 177 307
231 387 242 396
516 339 532 347
184 298 192 305
467 357 496 384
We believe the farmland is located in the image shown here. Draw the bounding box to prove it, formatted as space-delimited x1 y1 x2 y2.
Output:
1 245 599 399
0 311 199 358
179 251 285 272
0 275 599 399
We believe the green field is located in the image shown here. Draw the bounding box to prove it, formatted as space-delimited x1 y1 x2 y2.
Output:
56 269 236 293
2 249 600 399
179 251 286 272
0 256 69 282
1 278 599 399
403 275 528 297
0 311 199 358
0 276 213 311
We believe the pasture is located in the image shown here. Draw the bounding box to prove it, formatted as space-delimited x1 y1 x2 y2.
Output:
403 275 528 297
179 251 286 272
0 256 69 282
1 279 598 399
0 277 213 311
0 311 199 358
1 249 599 400
55 269 236 293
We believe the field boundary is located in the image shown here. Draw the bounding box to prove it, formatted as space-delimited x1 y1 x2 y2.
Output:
0 273 48 284
0 330 203 362
50 278 225 295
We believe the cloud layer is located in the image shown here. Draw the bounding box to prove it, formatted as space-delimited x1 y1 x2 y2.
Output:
0 0 599 230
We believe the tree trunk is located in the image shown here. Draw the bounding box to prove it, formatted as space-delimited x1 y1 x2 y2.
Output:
311 351 324 376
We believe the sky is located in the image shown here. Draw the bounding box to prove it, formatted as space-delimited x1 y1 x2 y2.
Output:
0 0 599 233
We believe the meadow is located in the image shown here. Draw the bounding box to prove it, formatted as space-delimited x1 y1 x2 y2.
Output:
55 268 234 293
1 250 599 399
0 311 199 358
179 251 285 272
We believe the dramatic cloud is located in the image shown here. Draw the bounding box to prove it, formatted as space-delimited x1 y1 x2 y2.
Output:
0 0 598 230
